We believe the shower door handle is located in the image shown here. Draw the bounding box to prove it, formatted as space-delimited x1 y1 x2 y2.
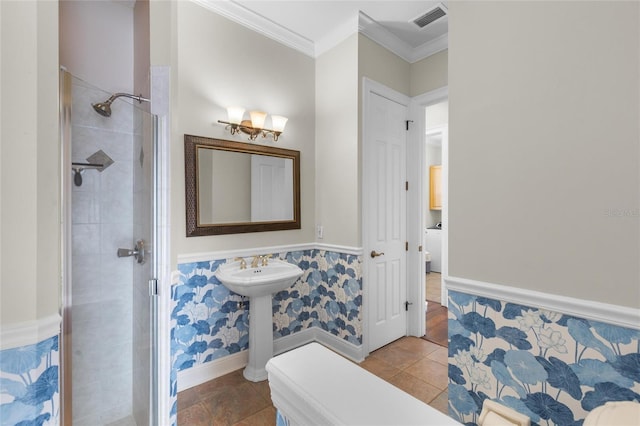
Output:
117 239 146 264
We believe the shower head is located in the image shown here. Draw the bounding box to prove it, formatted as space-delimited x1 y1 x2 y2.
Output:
91 93 150 117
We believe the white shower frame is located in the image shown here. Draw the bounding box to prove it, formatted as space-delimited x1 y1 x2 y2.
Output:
59 67 172 425
150 66 172 425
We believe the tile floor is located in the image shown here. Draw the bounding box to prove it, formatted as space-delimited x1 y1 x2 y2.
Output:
426 271 442 304
177 336 449 425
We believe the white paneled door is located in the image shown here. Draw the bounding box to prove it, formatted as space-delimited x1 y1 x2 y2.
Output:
251 154 293 222
364 84 409 352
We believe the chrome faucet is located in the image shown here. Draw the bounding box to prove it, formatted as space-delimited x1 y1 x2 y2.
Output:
234 257 247 270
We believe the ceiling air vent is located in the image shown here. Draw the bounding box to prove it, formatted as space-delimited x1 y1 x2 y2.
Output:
412 4 447 29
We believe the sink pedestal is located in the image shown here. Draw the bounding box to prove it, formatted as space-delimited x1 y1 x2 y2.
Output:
214 259 303 382
243 294 273 382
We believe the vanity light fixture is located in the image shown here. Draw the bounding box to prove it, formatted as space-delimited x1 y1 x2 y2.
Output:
218 107 288 141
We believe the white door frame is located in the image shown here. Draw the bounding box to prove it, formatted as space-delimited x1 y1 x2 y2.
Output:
362 78 410 355
406 87 448 337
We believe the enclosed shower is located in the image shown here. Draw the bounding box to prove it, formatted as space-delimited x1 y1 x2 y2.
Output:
60 71 158 426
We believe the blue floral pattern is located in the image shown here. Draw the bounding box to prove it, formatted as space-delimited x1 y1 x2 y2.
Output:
274 250 362 345
169 249 362 425
0 336 59 426
448 291 640 425
169 259 247 426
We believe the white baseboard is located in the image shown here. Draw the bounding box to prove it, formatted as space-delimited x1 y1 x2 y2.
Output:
274 328 365 362
177 328 365 392
177 350 248 392
446 275 640 331
0 314 61 351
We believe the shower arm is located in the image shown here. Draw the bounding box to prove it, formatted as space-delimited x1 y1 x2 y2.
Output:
107 93 150 104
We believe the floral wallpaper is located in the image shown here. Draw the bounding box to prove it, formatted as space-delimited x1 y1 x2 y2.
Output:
447 290 640 426
0 336 59 426
169 249 362 423
169 259 248 425
274 250 362 345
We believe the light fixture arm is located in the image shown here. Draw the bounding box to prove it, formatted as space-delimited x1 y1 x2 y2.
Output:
218 119 283 141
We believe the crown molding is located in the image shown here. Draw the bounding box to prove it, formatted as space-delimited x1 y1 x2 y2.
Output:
358 11 448 63
358 12 414 63
315 14 359 58
410 33 448 63
191 1 446 62
192 0 316 58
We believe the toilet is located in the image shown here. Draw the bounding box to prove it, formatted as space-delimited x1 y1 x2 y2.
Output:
583 401 640 425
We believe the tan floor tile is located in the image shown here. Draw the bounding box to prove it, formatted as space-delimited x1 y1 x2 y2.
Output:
426 272 442 304
371 344 425 370
233 406 277 426
250 379 273 403
404 357 449 390
177 402 212 426
359 356 401 380
206 369 248 389
427 346 449 366
385 371 442 405
392 336 441 356
430 390 449 415
201 382 270 426
178 385 205 411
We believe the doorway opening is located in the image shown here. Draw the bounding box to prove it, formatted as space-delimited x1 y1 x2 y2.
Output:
422 100 448 347
402 88 449 346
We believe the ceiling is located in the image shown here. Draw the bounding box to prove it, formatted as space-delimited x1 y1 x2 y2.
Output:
194 0 449 63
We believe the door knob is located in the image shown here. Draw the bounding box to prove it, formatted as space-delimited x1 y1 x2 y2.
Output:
117 239 146 264
370 250 385 258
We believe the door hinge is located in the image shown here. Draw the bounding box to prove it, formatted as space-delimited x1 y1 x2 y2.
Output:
405 301 413 311
405 181 409 191
405 120 414 131
418 245 423 252
405 241 409 251
149 278 159 296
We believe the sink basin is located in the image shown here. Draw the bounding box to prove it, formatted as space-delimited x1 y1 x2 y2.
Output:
214 258 303 381
215 259 303 297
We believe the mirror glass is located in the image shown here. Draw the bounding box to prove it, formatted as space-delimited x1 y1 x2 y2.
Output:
185 135 301 236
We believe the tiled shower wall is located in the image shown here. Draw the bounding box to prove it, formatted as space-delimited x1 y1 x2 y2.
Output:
447 290 640 425
169 249 362 419
71 79 135 424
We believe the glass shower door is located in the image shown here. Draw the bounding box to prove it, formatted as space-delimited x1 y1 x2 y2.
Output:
62 71 157 425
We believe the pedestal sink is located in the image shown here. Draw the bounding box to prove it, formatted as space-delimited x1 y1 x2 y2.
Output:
215 258 303 381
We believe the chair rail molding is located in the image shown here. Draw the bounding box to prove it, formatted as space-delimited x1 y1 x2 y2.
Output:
446 275 640 330
177 243 363 264
0 314 61 350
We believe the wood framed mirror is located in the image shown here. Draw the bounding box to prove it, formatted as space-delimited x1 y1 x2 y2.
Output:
185 134 301 236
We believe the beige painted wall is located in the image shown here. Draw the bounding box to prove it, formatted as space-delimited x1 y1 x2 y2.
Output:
60 0 134 94
358 34 411 97
449 1 639 307
410 50 448 97
0 1 59 326
170 2 315 262
134 0 151 103
315 34 359 247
